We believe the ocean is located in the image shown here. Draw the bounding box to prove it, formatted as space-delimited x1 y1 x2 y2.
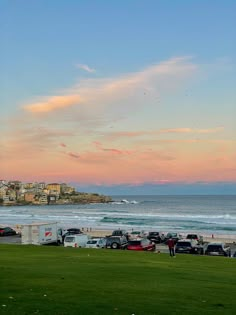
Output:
0 195 236 238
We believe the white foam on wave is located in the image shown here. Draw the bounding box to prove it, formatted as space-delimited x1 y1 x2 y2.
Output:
111 199 139 205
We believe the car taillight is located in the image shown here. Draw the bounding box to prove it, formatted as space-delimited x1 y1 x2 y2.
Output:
74 243 78 247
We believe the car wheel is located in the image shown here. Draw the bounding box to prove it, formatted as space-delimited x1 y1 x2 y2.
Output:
111 242 118 249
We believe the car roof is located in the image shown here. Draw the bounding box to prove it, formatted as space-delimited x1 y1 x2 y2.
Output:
67 228 80 231
65 234 86 237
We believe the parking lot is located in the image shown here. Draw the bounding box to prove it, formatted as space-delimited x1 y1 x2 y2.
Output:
155 242 236 256
0 234 22 244
1 234 236 256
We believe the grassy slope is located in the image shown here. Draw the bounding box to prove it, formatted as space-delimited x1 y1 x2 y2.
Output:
0 245 236 315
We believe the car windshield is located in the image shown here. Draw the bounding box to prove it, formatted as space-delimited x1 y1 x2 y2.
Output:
87 240 97 244
149 232 159 236
128 240 141 245
187 235 197 239
177 242 191 247
207 245 223 251
167 233 177 238
65 237 75 242
106 237 120 243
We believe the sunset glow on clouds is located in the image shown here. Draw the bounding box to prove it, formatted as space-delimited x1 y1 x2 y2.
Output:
1 1 236 193
1 56 236 186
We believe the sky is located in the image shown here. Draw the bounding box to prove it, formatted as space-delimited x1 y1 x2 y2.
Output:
1 0 236 194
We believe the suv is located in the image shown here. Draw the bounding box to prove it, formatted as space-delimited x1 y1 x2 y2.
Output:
175 239 204 254
112 230 129 240
147 232 161 243
205 243 231 257
186 234 203 245
165 232 180 244
105 236 128 249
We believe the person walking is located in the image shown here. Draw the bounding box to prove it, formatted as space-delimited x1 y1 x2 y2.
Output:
167 237 175 257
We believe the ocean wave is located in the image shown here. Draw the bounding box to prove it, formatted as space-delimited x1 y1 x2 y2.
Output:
111 199 138 205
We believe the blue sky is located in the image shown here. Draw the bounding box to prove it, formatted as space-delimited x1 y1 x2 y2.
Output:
1 1 236 194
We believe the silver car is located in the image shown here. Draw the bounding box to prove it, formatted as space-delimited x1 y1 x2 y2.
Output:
85 238 106 249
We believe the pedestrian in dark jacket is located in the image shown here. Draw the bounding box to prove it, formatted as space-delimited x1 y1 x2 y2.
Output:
167 237 175 257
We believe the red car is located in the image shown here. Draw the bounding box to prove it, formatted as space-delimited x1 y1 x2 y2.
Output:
0 227 17 236
127 239 155 251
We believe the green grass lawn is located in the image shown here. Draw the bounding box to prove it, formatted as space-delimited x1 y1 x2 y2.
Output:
0 245 236 315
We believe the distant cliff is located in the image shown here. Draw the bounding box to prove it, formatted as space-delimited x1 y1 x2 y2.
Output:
57 192 112 204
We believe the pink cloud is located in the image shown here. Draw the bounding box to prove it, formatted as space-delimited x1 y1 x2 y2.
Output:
102 127 224 140
59 143 67 148
102 148 133 155
159 127 224 134
67 152 80 159
93 141 133 155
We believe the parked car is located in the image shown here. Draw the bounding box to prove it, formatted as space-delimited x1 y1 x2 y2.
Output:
64 234 90 248
129 230 146 240
65 228 82 235
127 238 155 251
0 227 17 236
175 239 204 254
147 231 161 243
105 236 128 249
62 228 82 242
205 243 231 257
85 238 106 249
164 232 180 244
186 234 204 245
112 230 129 238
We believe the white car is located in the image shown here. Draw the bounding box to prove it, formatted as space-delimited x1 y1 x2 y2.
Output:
85 238 106 249
64 234 90 248
129 230 147 240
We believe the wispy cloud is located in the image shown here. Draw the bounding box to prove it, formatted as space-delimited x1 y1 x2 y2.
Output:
23 95 82 113
102 127 225 140
159 127 224 134
92 141 134 155
23 56 196 115
67 152 80 159
76 63 96 73
59 143 67 148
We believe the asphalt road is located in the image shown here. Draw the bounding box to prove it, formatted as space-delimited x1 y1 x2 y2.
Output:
0 234 22 244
